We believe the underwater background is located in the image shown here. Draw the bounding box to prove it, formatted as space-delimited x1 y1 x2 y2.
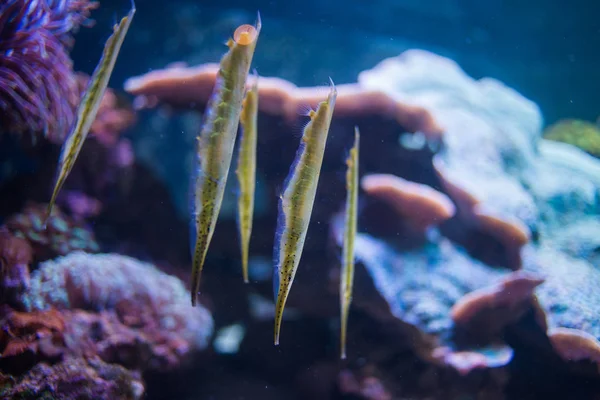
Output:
1 0 600 399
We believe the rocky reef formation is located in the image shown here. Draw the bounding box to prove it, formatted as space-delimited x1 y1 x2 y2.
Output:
0 250 214 399
1 0 598 397
124 48 600 398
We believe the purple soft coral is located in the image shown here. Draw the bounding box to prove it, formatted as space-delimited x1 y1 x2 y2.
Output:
0 0 96 142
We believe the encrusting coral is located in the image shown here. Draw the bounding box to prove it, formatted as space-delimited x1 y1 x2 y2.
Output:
123 49 600 389
356 49 600 375
124 62 443 139
123 55 530 376
360 173 455 232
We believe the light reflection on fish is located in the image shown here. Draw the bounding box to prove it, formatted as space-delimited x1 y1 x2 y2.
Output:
190 15 261 306
44 2 136 227
340 126 359 360
273 81 337 345
235 72 259 283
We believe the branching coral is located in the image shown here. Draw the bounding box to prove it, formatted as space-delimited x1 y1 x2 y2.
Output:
0 0 97 142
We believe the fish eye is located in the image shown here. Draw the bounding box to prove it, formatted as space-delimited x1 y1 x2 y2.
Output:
233 24 258 46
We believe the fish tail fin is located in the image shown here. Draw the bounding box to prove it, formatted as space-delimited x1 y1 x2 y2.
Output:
190 266 202 307
340 300 349 360
190 238 208 307
274 293 283 346
242 240 250 283
273 278 291 346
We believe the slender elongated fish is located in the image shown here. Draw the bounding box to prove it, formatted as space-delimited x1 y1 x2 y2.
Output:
340 127 359 360
235 72 259 283
190 15 261 306
44 2 136 227
273 81 337 345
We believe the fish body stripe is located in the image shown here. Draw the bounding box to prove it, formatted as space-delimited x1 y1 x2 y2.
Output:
190 16 261 306
273 84 337 345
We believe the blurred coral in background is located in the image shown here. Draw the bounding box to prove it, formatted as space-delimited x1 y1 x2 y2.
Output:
0 0 97 143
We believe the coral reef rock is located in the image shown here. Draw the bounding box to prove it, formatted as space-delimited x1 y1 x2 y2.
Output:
21 251 214 369
356 49 600 374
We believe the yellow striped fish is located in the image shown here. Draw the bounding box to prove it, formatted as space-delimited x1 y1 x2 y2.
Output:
44 2 136 227
190 15 261 306
340 126 359 359
273 80 337 345
235 72 259 283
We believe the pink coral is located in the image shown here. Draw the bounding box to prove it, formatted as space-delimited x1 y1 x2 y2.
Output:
21 251 213 370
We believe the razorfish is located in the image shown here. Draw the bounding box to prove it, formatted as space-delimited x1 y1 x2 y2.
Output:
190 15 261 306
273 80 337 345
44 2 136 227
235 72 259 283
340 127 359 359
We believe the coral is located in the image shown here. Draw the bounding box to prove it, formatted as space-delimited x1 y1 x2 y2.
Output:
0 250 213 398
524 246 600 366
122 55 537 375
347 232 516 373
361 173 455 231
21 251 214 370
543 119 600 158
0 307 65 375
0 356 144 400
548 327 600 369
356 49 600 373
121 49 600 397
338 369 391 400
361 50 538 268
124 63 443 138
0 0 97 142
4 202 99 262
62 190 103 221
0 227 32 301
450 270 543 325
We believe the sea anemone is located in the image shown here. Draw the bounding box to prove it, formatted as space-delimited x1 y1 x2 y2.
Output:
0 0 96 143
